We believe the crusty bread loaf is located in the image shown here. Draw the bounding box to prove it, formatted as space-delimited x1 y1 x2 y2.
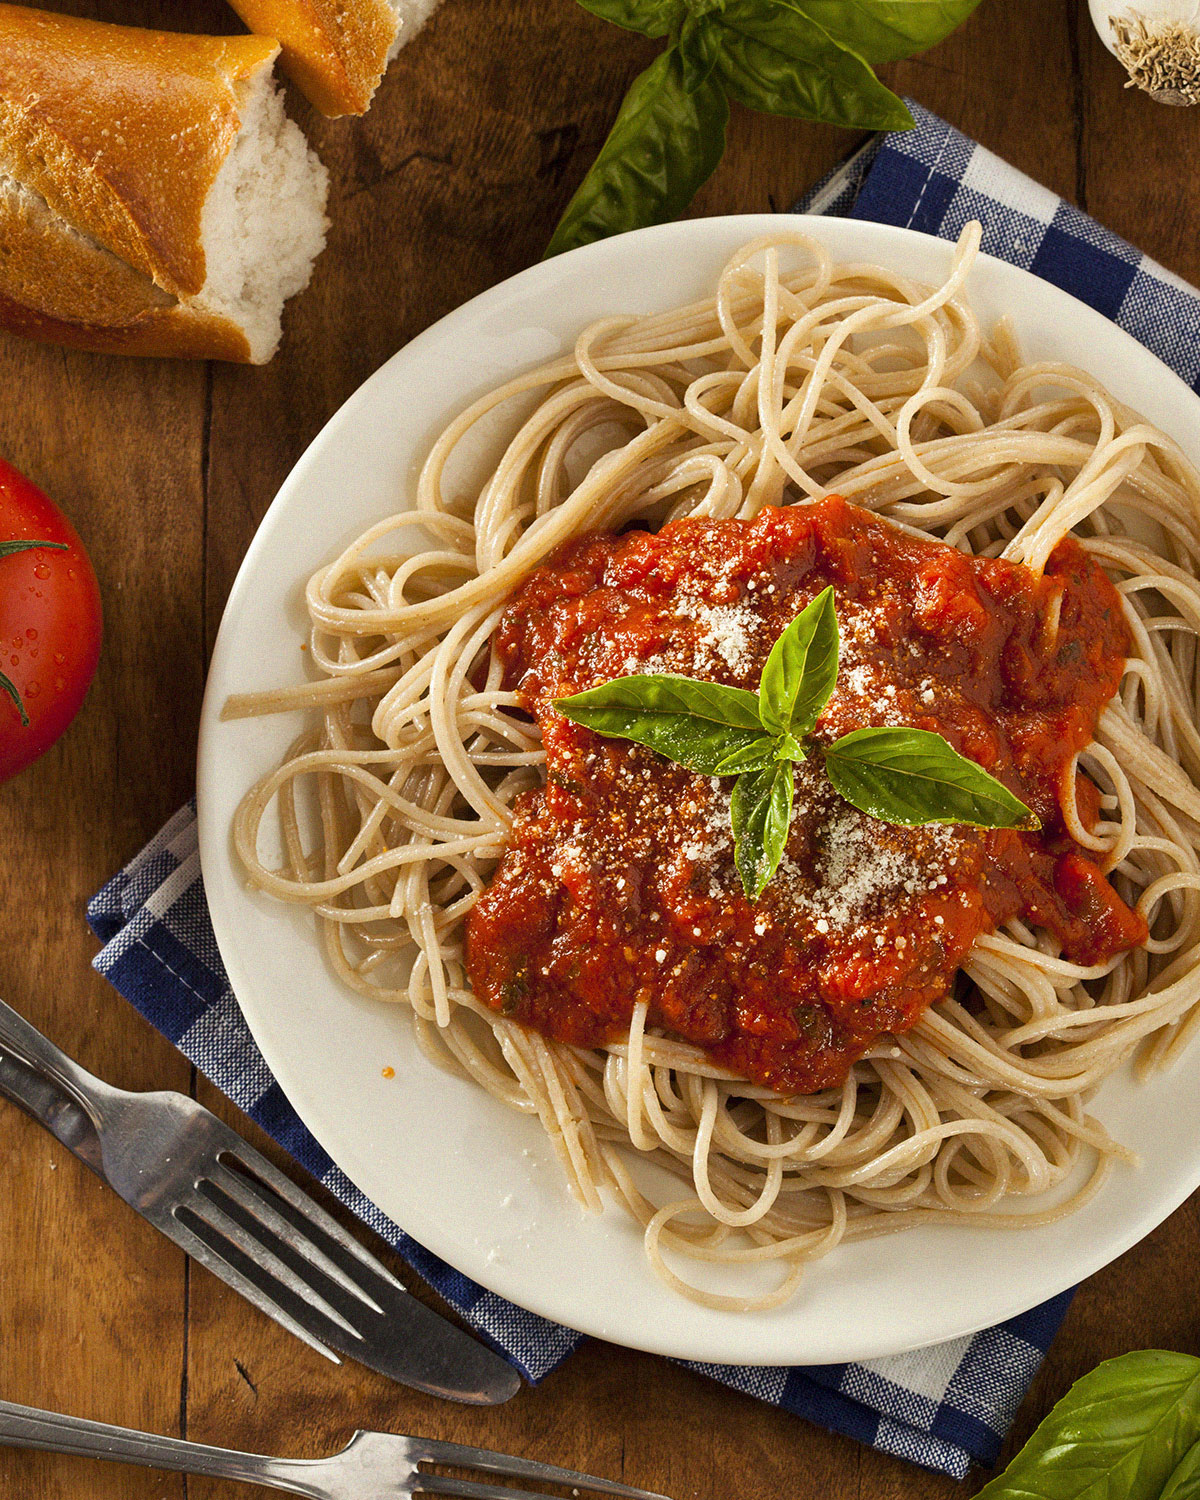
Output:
225 0 444 117
0 5 330 362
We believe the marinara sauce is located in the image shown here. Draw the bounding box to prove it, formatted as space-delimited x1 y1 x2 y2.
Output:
466 497 1147 1094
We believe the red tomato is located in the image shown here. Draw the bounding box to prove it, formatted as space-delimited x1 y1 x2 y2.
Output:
0 458 102 782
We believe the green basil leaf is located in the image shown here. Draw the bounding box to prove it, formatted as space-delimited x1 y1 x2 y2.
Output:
678 11 722 88
1162 1438 1200 1500
711 734 778 774
976 1351 1200 1500
545 45 729 257
792 0 982 64
554 672 765 774
731 759 793 901
0 538 67 559
575 0 683 37
713 0 913 129
557 673 762 729
759 585 838 739
823 727 1037 829
0 668 29 727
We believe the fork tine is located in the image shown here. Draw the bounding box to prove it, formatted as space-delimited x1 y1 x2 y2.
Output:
214 1144 405 1292
178 1154 521 1403
411 1440 671 1500
175 1200 361 1340
164 1210 340 1364
202 1162 387 1317
416 1477 670 1500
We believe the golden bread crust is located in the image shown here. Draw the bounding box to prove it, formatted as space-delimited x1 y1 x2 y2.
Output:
226 0 397 116
0 170 255 361
0 290 255 361
0 4 278 295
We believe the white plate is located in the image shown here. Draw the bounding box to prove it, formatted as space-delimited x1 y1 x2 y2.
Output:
198 215 1200 1366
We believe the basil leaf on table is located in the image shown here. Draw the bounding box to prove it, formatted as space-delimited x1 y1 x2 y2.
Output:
792 0 982 63
731 758 793 900
823 727 1037 829
545 44 729 257
976 1351 1200 1500
1162 1438 1200 1500
677 11 723 88
554 672 763 774
559 0 984 250
575 0 684 37
712 0 914 129
758 585 838 740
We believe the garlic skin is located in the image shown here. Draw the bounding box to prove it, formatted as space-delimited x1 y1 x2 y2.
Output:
1089 0 1200 103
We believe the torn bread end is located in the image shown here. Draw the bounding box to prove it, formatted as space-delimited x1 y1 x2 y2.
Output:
197 68 329 363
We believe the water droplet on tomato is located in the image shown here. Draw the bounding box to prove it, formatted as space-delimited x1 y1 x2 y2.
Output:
24 681 39 698
53 677 65 693
26 628 36 640
53 652 65 665
32 564 50 580
8 655 17 668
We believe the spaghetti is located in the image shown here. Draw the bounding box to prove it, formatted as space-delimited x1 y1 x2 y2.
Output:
227 224 1200 1309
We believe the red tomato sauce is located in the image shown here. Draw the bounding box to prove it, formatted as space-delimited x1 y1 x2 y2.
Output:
466 497 1147 1094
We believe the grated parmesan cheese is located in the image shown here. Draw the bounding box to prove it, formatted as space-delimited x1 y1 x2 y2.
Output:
673 594 760 675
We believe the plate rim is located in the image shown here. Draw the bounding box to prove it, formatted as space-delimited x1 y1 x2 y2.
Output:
197 212 1200 1364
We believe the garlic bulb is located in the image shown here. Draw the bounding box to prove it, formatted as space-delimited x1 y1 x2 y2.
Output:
1089 0 1200 103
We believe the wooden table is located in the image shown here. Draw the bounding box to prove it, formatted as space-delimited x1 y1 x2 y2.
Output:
2 1 1198 1495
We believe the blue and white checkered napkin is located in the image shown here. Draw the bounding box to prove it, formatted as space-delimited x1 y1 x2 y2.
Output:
797 99 1200 389
90 99 1200 1479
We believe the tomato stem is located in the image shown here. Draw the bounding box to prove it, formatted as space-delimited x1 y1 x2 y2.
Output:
0 669 29 727
0 539 67 729
0 539 68 559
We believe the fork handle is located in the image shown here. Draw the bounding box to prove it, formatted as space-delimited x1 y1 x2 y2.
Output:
0 1399 336 1499
0 997 116 1128
0 1047 105 1174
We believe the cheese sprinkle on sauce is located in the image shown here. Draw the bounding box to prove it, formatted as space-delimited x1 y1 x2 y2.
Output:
466 498 1146 1094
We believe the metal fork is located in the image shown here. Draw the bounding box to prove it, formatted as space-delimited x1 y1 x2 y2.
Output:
0 997 520 1404
0 1400 670 1500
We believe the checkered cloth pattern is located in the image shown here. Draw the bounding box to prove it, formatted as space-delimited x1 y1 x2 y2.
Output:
796 101 1200 390
92 98 1200 1478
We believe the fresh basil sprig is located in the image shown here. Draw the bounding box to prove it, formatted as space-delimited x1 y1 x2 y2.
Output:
546 46 729 261
553 671 764 775
824 726 1034 827
730 758 793 900
549 0 981 256
713 0 915 128
793 0 985 62
553 584 1036 900
758 578 837 741
975 1350 1200 1500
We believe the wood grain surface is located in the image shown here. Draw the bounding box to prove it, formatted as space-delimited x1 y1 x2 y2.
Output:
1 2 1198 1496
